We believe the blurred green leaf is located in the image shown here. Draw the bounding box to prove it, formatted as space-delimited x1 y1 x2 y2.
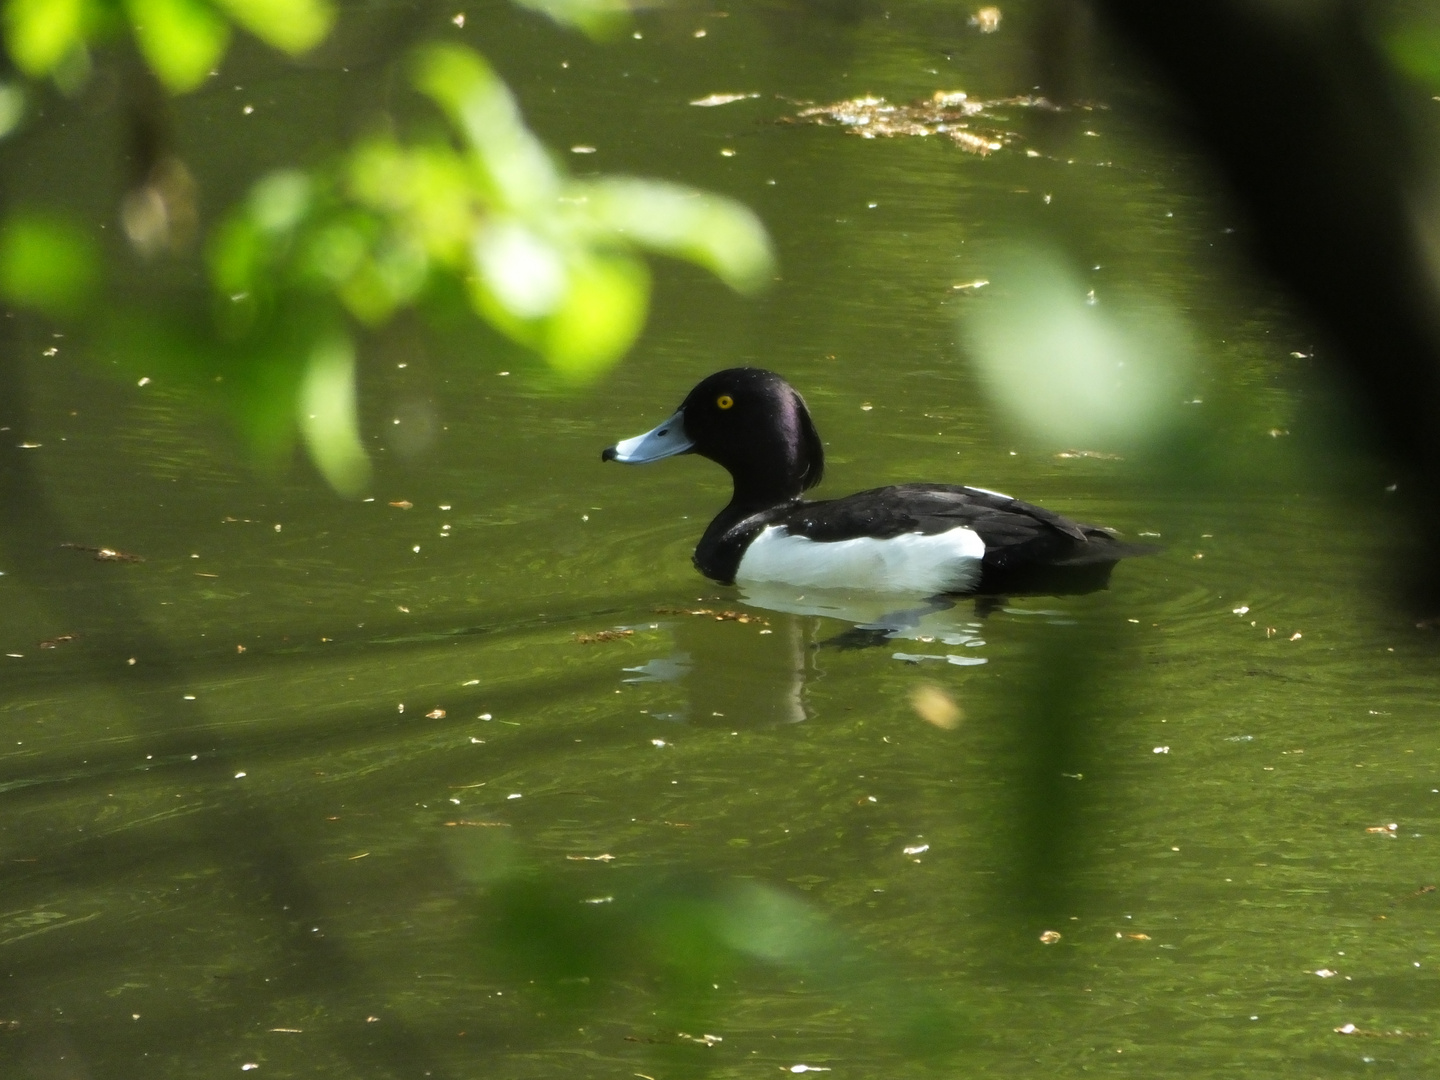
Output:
300 220 367 287
214 0 333 55
510 0 629 40
482 876 628 991
714 881 832 962
249 169 313 234
544 250 648 379
201 42 774 414
335 232 428 325
49 37 91 94
209 216 263 299
0 81 25 140
1386 25 1440 87
579 178 775 292
98 308 304 466
3 0 87 77
124 0 229 93
473 218 568 319
410 43 559 210
465 273 544 352
0 211 97 314
347 139 473 264
297 331 370 495
6 0 331 95
961 246 1190 446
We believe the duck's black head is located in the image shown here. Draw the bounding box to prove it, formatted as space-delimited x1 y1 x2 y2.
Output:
603 368 825 508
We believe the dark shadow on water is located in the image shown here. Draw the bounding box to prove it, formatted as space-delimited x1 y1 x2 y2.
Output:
987 603 1124 928
0 327 451 1079
454 833 977 1076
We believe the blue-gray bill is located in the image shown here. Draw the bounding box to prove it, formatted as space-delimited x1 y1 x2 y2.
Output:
601 409 694 463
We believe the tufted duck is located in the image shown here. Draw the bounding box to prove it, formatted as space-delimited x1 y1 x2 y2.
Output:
602 368 1154 596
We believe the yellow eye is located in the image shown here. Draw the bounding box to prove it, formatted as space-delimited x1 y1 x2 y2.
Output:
716 394 734 410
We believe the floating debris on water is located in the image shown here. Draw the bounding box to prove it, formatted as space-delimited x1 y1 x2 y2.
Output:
444 820 511 827
785 90 1056 155
60 543 144 563
654 606 768 625
1334 1023 1422 1038
574 629 635 644
690 92 759 107
677 1032 722 1046
1055 449 1124 460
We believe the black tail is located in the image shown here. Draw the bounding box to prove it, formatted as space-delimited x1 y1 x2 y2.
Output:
973 532 1159 597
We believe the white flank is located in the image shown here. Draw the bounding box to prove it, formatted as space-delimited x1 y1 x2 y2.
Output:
735 526 985 594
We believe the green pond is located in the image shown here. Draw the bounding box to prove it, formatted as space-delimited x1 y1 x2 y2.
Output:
2 2 1438 1077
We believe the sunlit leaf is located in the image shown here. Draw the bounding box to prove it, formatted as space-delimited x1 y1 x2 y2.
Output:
473 219 567 319
578 177 775 292
347 140 473 264
465 275 543 352
3 0 86 77
961 247 1190 446
410 43 559 210
510 0 630 40
298 331 370 495
124 0 228 93
213 0 334 55
543 249 648 378
195 41 774 396
0 211 97 314
249 169 313 233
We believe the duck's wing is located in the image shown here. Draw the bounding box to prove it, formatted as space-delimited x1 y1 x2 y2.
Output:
782 484 1149 568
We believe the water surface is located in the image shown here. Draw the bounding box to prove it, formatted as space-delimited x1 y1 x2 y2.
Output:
1 2 1437 1077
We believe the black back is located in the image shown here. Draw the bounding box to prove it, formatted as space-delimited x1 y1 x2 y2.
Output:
693 481 1155 586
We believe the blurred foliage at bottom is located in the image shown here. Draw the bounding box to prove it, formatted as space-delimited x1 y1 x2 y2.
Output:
455 830 968 1072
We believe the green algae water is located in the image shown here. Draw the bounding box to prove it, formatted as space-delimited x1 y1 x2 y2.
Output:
2 2 1438 1077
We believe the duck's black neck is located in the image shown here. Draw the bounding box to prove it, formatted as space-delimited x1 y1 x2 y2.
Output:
730 472 808 517
693 486 801 584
